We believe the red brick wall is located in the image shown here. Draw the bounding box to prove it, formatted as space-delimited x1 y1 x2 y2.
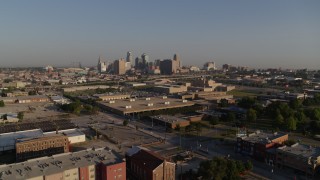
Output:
79 166 89 180
104 162 126 180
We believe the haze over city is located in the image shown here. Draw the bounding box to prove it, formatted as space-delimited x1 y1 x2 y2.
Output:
0 0 320 68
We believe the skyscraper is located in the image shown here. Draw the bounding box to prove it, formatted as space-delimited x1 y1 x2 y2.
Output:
114 58 126 75
160 59 177 75
126 51 133 64
141 53 149 67
203 62 216 71
173 53 181 68
97 56 107 73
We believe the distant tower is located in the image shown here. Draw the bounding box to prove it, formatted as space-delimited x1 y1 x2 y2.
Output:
114 58 126 75
173 54 181 68
141 53 149 67
97 56 107 73
126 51 133 64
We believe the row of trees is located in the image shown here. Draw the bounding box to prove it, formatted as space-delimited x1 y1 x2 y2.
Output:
60 100 98 115
183 157 253 180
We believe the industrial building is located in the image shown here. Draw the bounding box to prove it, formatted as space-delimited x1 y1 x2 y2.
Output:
93 93 130 101
97 96 195 116
0 120 84 153
153 85 188 94
150 115 190 129
15 135 70 162
0 148 126 180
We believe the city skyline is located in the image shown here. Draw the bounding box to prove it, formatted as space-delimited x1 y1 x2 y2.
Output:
0 0 319 68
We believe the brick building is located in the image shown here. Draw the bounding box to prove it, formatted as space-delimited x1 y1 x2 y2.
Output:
15 135 69 162
276 143 320 177
126 147 175 180
0 147 126 180
236 131 288 160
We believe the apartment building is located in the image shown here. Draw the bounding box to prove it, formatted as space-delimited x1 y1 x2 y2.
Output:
0 147 126 180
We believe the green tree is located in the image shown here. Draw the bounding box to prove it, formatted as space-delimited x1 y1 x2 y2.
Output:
226 112 236 122
17 112 24 121
289 99 302 110
244 161 253 171
123 119 129 126
28 91 37 95
220 99 229 107
246 108 257 122
274 114 284 128
0 100 5 107
313 108 320 121
2 114 7 120
238 97 256 109
286 116 297 131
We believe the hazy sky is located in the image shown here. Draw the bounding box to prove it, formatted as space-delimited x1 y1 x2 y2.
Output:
0 0 319 69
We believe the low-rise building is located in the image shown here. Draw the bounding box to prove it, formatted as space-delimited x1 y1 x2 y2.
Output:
16 95 50 104
237 131 288 161
153 85 188 94
126 147 175 180
93 93 130 101
150 115 190 129
0 129 44 153
0 147 126 180
15 135 70 162
44 129 86 144
276 143 320 176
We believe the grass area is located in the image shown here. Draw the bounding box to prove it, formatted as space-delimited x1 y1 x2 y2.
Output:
227 89 259 98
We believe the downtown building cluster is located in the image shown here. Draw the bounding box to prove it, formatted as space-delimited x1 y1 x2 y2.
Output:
97 52 183 75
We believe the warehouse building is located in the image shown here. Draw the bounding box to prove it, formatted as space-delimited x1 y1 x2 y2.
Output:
15 135 70 162
97 96 195 116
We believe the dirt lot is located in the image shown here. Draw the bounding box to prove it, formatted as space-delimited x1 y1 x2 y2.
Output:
0 102 67 122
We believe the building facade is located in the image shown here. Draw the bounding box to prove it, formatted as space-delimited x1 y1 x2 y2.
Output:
236 131 288 160
126 147 175 180
0 148 126 180
276 143 320 177
15 135 69 162
114 59 126 75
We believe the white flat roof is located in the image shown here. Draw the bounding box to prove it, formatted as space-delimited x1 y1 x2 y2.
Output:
0 129 43 150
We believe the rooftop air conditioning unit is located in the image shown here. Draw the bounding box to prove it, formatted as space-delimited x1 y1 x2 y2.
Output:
148 103 153 107
130 99 135 102
146 98 151 101
164 101 170 105
109 100 115 104
182 100 188 103
162 96 167 99
125 105 132 109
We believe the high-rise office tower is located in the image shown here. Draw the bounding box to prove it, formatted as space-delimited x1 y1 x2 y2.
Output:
126 51 133 64
114 58 126 75
141 53 149 67
204 62 216 71
173 54 181 68
160 59 177 75
135 57 143 69
97 56 107 73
